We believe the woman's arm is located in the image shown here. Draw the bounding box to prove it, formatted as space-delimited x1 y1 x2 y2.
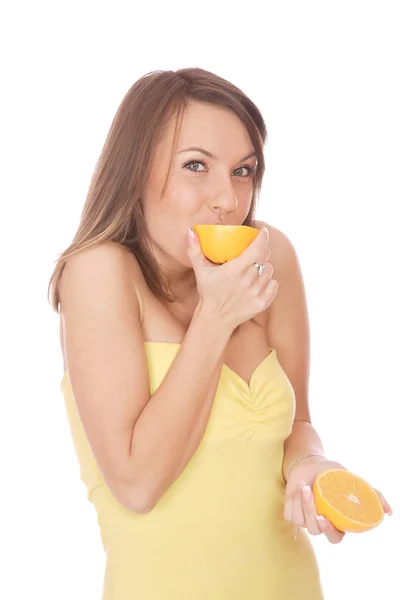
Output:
282 421 326 482
263 225 393 542
129 306 231 512
60 242 233 515
261 223 326 476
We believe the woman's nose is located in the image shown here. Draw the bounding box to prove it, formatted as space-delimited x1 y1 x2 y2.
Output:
209 178 238 214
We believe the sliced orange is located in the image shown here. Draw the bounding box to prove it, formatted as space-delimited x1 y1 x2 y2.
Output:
193 224 259 264
313 468 384 533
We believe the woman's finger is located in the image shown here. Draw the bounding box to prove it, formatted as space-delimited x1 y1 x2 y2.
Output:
317 516 345 544
283 479 305 522
292 484 306 527
302 486 323 536
374 488 393 516
283 494 293 522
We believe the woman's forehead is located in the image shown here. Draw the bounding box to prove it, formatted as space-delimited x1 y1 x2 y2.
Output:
159 101 253 158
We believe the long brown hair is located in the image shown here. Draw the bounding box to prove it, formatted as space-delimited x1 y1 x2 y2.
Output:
48 68 268 312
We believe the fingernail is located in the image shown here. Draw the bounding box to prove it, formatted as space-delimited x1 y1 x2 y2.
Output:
303 486 311 501
317 516 326 531
188 229 195 244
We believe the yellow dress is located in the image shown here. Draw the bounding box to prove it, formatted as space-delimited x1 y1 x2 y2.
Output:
61 342 324 599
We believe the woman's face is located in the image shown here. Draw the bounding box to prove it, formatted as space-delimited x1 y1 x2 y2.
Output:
142 100 258 270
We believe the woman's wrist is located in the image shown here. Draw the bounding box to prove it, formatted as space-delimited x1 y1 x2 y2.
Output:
194 299 235 338
284 453 327 482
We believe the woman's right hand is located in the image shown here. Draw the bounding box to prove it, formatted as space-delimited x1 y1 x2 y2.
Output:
187 226 278 331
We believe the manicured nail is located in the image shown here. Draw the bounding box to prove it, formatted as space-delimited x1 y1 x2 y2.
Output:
188 229 195 244
303 486 312 502
317 516 327 531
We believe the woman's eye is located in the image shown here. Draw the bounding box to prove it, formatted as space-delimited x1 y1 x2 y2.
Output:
233 166 252 177
185 161 207 172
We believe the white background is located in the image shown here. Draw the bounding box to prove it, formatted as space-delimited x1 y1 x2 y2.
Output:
1 1 399 598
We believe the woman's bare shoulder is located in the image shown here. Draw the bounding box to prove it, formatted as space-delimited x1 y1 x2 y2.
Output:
252 220 294 270
60 241 144 308
59 241 146 369
61 240 138 275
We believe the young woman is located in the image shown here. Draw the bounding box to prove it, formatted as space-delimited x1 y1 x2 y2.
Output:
48 68 391 599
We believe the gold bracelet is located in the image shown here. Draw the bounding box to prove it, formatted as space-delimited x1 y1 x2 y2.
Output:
285 453 325 482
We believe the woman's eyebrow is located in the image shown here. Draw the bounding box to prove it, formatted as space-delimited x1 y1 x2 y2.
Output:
178 146 257 162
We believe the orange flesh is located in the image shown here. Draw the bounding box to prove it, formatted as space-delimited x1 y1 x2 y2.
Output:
314 469 384 530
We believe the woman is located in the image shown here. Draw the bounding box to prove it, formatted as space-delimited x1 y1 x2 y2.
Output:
48 68 392 599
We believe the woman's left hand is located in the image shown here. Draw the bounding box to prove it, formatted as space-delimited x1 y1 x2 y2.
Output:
283 458 393 544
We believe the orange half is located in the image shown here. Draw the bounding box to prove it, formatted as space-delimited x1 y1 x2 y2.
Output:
193 224 259 263
313 469 384 533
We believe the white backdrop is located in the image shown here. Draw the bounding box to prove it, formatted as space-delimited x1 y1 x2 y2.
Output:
1 1 399 599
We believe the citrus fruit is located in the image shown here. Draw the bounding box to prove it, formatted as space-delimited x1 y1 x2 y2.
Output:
313 468 384 533
192 224 259 264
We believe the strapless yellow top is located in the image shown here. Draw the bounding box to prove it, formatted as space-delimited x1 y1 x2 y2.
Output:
61 342 323 599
